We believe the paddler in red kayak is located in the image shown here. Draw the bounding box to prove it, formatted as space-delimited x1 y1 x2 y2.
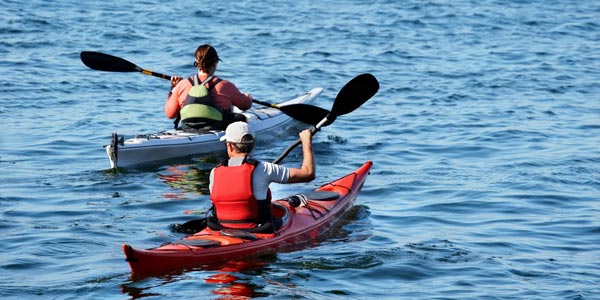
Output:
165 44 253 130
208 121 316 232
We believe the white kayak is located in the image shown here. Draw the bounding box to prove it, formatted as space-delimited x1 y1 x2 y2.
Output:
104 87 322 169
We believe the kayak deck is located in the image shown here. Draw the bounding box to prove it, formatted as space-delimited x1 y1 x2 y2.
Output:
105 87 323 168
123 161 373 277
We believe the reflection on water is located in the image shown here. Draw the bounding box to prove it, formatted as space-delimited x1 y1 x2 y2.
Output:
159 165 210 199
121 257 280 299
205 264 259 299
158 157 222 199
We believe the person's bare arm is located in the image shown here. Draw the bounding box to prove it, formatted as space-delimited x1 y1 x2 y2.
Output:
287 129 315 183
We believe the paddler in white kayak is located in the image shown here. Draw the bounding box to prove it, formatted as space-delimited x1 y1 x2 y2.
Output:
165 44 253 130
208 121 316 233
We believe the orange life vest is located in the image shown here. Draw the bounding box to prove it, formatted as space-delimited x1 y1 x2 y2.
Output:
210 158 263 229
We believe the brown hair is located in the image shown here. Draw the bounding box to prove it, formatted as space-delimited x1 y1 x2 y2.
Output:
194 44 220 73
230 134 255 153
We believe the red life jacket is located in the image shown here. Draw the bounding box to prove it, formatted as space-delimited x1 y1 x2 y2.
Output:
210 158 263 229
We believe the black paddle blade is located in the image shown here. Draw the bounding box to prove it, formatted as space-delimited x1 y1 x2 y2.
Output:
170 218 207 234
331 73 379 117
278 104 330 126
80 51 141 72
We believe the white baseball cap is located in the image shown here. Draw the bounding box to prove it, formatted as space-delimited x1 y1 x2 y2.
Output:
219 121 255 143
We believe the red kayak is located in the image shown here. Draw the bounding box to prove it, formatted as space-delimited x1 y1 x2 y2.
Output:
123 161 373 276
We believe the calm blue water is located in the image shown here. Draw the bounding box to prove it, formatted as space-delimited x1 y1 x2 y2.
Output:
2 0 599 299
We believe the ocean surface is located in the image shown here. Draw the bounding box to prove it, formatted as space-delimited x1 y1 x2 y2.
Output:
1 0 599 299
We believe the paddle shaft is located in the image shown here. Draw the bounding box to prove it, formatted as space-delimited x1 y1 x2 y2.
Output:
252 99 282 109
272 118 326 164
140 69 171 80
